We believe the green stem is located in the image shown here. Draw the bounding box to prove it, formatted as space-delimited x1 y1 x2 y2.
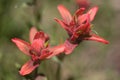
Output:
56 54 66 80
56 63 61 80
34 67 38 78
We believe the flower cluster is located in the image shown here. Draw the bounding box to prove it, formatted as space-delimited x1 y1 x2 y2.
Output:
12 4 109 76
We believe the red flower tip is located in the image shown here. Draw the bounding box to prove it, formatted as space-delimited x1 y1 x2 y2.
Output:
104 40 109 44
75 8 86 17
29 27 37 43
11 38 18 43
76 0 90 9
34 31 49 42
84 34 109 44
88 6 98 21
57 4 72 24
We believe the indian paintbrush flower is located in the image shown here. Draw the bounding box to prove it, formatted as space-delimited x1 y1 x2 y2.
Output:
55 5 109 54
12 27 65 75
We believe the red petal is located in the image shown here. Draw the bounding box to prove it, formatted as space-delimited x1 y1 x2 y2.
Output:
87 6 98 21
12 38 31 56
46 45 65 59
84 34 109 44
39 49 52 60
31 32 49 53
76 14 90 33
34 31 49 42
29 27 37 43
73 8 85 24
54 18 70 32
75 8 85 17
64 40 78 54
19 60 39 76
57 5 72 24
31 39 44 53
78 14 88 24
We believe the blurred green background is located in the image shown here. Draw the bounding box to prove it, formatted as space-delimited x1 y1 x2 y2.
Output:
0 0 120 80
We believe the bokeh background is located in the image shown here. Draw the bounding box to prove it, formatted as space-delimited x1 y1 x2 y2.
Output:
0 0 120 80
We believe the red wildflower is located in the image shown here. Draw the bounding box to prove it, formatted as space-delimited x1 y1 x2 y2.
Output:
76 0 90 9
55 5 109 45
12 27 65 75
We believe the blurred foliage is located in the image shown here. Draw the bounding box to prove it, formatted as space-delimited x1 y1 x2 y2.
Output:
0 0 119 80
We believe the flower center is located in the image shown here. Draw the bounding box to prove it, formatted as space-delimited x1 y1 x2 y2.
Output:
29 50 40 62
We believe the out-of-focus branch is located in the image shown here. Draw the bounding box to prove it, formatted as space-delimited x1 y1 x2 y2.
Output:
32 0 42 28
